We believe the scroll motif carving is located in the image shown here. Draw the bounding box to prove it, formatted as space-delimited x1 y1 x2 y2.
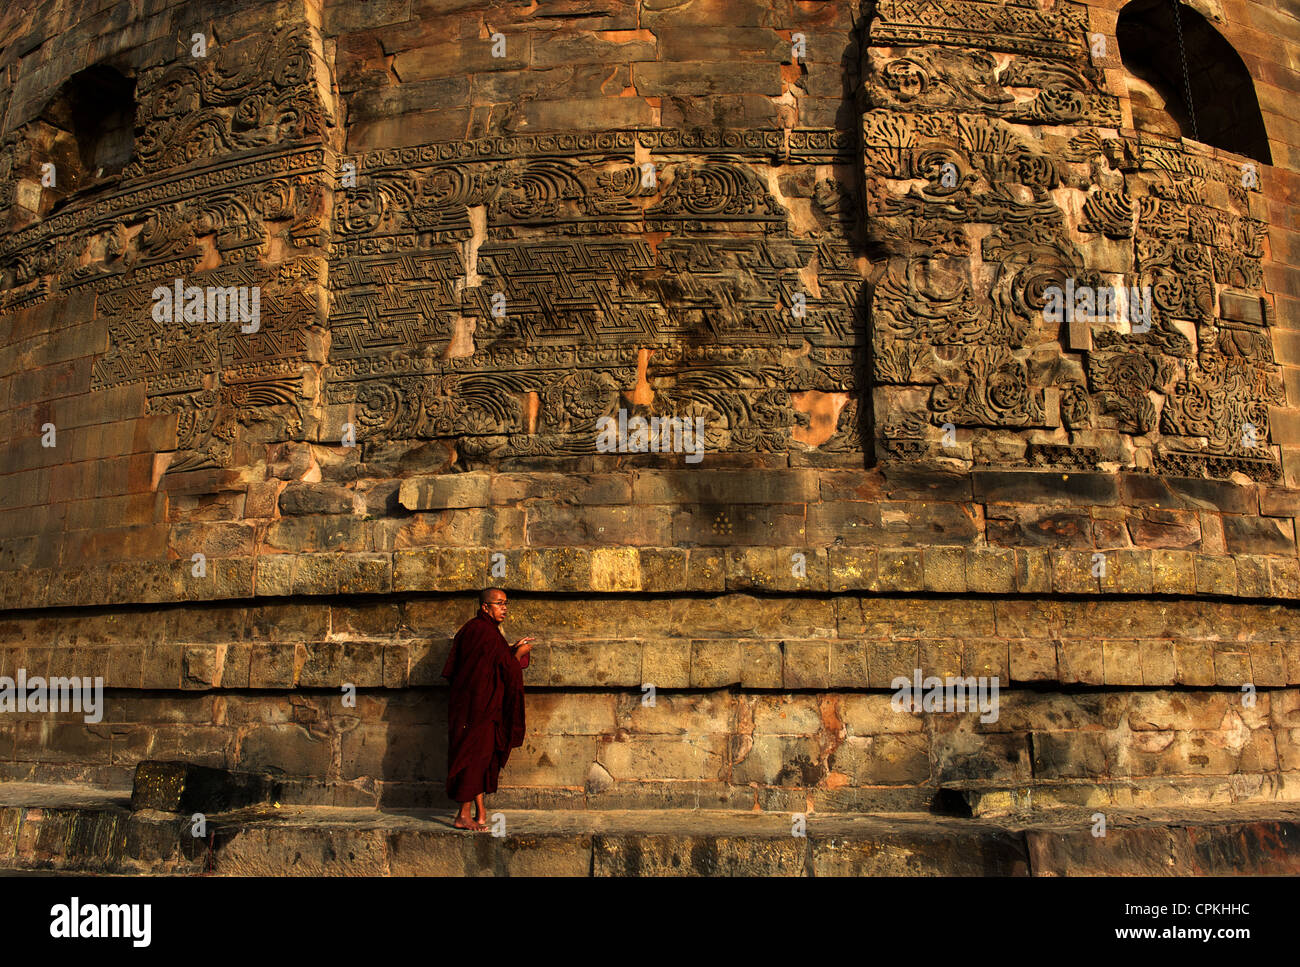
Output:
861 0 1280 480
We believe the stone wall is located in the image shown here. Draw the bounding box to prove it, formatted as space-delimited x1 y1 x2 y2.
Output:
1 0 1299 814
2 591 1297 811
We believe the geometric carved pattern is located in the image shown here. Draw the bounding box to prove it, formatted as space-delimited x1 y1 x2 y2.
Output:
328 127 864 459
0 24 333 473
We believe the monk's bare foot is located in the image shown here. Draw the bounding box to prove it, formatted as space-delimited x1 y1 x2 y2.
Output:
453 815 488 831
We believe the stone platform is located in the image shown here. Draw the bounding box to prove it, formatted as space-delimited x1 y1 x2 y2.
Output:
2 783 1298 876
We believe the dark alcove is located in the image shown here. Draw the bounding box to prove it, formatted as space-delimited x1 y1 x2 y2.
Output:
1117 0 1273 165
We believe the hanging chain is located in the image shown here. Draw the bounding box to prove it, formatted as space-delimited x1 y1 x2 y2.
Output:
1170 0 1200 142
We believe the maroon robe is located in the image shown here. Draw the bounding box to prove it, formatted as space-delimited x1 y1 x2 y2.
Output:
441 612 530 802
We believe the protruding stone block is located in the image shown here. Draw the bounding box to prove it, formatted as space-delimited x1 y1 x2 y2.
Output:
131 761 281 813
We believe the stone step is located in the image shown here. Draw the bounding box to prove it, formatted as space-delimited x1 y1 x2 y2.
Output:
1 783 1298 876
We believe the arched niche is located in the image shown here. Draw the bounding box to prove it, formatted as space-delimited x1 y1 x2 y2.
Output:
33 64 137 213
1117 0 1272 165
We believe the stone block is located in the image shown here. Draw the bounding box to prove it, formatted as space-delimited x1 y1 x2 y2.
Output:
1030 732 1109 779
530 31 656 67
638 548 687 591
336 641 383 688
1102 639 1142 685
249 643 299 689
829 547 878 591
1151 549 1197 594
599 733 725 781
686 548 725 591
182 645 223 689
987 505 1093 547
1207 639 1250 690
1052 550 1100 593
105 644 144 689
591 547 642 592
1248 641 1288 686
398 474 492 511
130 761 280 814
620 691 731 737
740 640 783 688
690 639 742 687
1010 639 1058 682
255 554 295 597
442 547 492 590
964 638 1009 681
967 548 1015 593
877 549 923 591
1165 476 1257 514
221 644 252 689
782 639 829 688
1099 549 1153 594
1125 507 1201 548
828 733 930 785
550 641 639 687
973 470 1119 505
1195 555 1238 596
828 639 868 687
838 693 923 736
527 548 591 592
1015 548 1052 593
674 503 807 546
732 733 824 786
529 692 618 737
292 554 339 596
1235 555 1272 597
641 639 690 689
631 60 782 96
919 638 963 679
408 639 452 686
299 642 342 687
1270 557 1300 598
1057 639 1104 684
1222 514 1295 555
867 640 919 688
1140 640 1177 686
279 483 355 516
923 546 966 592
382 645 410 688
1174 640 1217 686
632 468 820 505
338 554 392 594
141 643 182 689
527 504 673 546
236 724 333 777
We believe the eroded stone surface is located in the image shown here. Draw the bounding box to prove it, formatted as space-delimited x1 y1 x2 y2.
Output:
0 0 1298 840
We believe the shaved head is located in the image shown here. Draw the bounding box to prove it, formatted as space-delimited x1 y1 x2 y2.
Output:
479 587 508 624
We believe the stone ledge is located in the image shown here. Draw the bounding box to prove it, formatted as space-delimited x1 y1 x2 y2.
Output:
3 789 1300 875
4 632 1299 690
3 546 1299 610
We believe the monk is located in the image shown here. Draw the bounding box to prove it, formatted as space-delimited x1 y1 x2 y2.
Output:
441 588 535 831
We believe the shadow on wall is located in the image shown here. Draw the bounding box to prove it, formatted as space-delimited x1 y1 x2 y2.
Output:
1117 0 1272 164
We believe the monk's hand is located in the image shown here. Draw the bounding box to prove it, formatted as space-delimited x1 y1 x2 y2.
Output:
514 636 535 654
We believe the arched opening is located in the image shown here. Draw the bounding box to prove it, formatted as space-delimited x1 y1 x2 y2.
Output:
31 64 136 214
1116 0 1272 164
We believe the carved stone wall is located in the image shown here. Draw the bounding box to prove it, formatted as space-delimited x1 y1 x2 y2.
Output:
1 0 1299 813
865 0 1282 482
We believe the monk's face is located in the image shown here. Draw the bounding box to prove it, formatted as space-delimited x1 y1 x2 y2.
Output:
480 591 507 625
